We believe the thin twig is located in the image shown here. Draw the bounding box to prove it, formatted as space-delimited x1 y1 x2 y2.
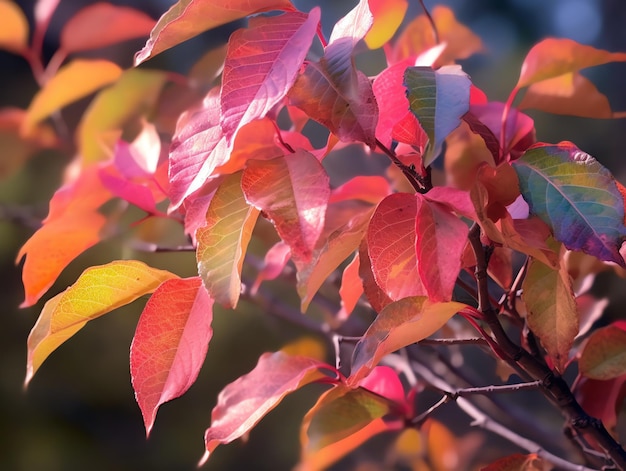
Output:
419 337 487 347
418 0 440 45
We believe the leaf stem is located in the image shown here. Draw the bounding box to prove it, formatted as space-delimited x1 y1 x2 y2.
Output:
418 0 440 45
374 138 426 193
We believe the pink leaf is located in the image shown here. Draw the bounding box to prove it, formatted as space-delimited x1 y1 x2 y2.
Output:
131 277 213 436
358 365 408 410
201 351 336 464
220 9 320 142
242 151 330 263
330 176 391 204
251 241 291 295
339 253 363 320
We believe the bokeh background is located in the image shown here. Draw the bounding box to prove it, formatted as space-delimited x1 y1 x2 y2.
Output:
2 0 626 470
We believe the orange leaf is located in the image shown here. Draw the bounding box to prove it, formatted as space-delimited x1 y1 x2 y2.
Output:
364 0 408 49
339 253 363 320
0 1 29 54
60 2 155 53
23 59 122 133
135 0 295 65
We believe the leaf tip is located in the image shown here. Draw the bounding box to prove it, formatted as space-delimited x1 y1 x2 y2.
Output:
198 449 210 467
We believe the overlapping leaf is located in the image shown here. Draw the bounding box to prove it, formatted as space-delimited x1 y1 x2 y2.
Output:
364 0 407 49
220 9 320 142
242 151 329 263
26 260 177 385
135 0 295 64
201 351 336 465
131 277 213 435
349 296 465 384
513 142 626 266
579 322 626 380
404 65 470 166
196 172 259 308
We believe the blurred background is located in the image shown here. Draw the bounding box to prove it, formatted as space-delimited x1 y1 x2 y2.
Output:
1 0 626 469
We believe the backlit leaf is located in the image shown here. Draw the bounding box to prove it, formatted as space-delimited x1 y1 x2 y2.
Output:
196 172 260 308
251 241 291 295
513 142 626 266
25 260 177 385
60 2 155 54
131 277 213 436
522 249 578 371
23 60 122 132
579 322 626 380
0 1 28 53
349 296 465 384
220 9 320 142
404 65 470 166
135 0 295 65
339 253 362 319
516 38 626 89
329 175 391 205
364 0 407 49
201 351 336 464
242 151 330 263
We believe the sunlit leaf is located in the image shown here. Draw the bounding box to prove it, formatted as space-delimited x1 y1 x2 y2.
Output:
60 2 155 53
404 65 470 166
513 142 626 266
135 0 295 65
0 1 28 53
242 151 330 263
515 38 626 89
201 351 336 465
251 241 291 295
330 176 391 205
339 253 362 319
349 296 465 384
364 0 407 49
25 260 177 385
580 322 626 380
131 277 213 436
522 247 578 371
23 60 122 133
359 239 393 312
220 9 320 142
196 172 259 308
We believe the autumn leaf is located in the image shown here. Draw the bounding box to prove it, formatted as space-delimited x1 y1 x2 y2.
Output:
60 2 155 54
481 453 546 471
220 9 320 142
242 151 330 263
579 322 626 380
26 260 178 385
349 296 466 384
135 0 295 65
364 0 408 49
23 59 122 133
131 277 213 436
339 254 362 319
574 374 626 436
404 65 471 166
0 1 29 54
201 351 337 465
513 142 626 266
196 172 260 308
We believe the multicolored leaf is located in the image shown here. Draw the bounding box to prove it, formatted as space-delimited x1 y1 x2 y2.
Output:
135 0 295 65
579 322 626 380
131 277 213 436
404 65 471 166
196 172 260 308
513 142 626 266
349 296 466 384
25 260 177 385
364 0 407 49
200 351 337 465
220 9 320 142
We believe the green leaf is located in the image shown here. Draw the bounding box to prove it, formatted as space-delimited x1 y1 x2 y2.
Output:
404 65 470 166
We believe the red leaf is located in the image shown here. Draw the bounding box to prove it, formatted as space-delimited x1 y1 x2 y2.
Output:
339 253 362 320
135 0 295 65
574 374 626 435
130 277 213 436
61 2 155 54
579 323 626 380
242 151 330 263
329 176 391 205
201 351 336 464
251 241 291 295
220 9 320 142
358 239 393 312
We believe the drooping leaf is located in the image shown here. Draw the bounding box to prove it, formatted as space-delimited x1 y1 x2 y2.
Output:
60 2 155 54
220 9 320 142
579 322 626 380
251 241 291 295
78 69 167 163
404 65 471 166
131 277 213 436
196 172 260 308
200 351 336 465
242 151 330 263
25 260 177 385
349 296 465 384
515 38 626 90
359 239 393 313
513 142 626 266
0 1 29 53
23 59 122 133
17 165 111 307
339 253 362 320
134 0 295 65
522 249 578 372
364 0 407 49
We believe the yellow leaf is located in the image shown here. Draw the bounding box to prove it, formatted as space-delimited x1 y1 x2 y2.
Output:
0 1 28 54
25 260 178 385
364 0 408 49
